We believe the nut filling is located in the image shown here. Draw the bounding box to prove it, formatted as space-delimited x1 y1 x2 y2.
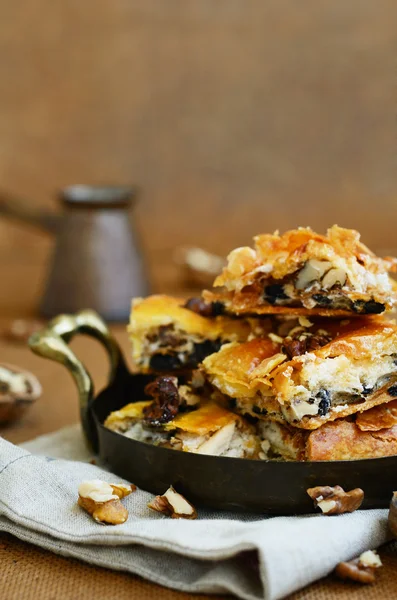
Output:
260 259 386 313
146 324 222 371
285 363 397 422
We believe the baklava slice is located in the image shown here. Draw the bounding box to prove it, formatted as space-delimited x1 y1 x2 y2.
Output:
202 317 397 430
258 418 397 461
104 375 260 458
128 294 269 373
204 226 397 316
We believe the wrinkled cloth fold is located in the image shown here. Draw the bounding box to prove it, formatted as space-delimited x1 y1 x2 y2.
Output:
0 426 389 600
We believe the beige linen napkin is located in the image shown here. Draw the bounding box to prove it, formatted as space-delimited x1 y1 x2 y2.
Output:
0 426 389 600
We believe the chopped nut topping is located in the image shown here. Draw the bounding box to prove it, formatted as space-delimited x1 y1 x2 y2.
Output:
78 479 135 525
178 384 201 407
307 485 364 515
298 316 313 328
268 332 284 344
335 550 382 584
191 369 206 389
143 376 180 426
148 486 197 519
282 330 331 359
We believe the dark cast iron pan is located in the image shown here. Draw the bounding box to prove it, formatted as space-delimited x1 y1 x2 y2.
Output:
28 309 397 515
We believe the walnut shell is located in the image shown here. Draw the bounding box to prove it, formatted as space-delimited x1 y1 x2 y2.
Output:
0 362 42 424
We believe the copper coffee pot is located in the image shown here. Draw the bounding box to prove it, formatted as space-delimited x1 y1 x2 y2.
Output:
0 185 149 321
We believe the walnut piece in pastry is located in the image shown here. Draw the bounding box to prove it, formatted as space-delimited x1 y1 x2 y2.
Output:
204 225 397 316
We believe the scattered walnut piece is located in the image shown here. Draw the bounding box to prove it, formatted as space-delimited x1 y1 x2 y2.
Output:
388 491 397 538
307 485 364 515
3 319 43 343
335 550 382 584
78 479 135 525
148 486 197 519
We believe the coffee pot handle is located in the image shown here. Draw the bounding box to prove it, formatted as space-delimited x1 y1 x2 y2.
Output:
0 191 60 233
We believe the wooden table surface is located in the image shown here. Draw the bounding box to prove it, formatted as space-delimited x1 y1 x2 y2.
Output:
2 226 397 599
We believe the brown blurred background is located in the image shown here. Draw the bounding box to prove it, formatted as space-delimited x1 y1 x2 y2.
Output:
0 0 396 317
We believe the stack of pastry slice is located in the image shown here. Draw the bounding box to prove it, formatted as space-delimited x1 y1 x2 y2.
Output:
108 225 397 461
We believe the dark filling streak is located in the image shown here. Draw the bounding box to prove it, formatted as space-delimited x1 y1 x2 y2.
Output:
282 332 332 359
147 325 184 348
184 297 225 317
262 281 385 314
352 300 385 314
300 375 395 420
362 386 373 396
228 397 237 410
252 405 268 416
149 354 183 371
263 284 289 305
143 376 180 426
149 339 222 371
316 389 331 416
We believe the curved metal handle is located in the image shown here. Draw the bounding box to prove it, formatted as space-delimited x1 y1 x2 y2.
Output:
28 309 126 450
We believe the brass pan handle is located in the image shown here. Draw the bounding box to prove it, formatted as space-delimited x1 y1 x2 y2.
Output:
28 309 126 449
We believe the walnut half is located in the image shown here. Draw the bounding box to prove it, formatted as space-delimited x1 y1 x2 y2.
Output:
307 485 364 515
335 550 382 584
148 486 197 519
78 479 136 525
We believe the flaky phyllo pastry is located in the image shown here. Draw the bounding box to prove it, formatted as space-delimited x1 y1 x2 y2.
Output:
202 317 397 429
204 226 397 316
116 224 397 462
128 294 268 372
104 375 259 459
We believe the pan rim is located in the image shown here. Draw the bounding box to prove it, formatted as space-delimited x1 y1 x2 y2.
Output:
95 417 397 467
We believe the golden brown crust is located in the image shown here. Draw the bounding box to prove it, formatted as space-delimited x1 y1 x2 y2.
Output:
356 400 397 431
164 400 242 435
202 338 282 399
203 317 397 429
204 226 397 316
104 401 152 431
307 419 397 461
128 294 270 372
258 417 397 461
129 295 254 339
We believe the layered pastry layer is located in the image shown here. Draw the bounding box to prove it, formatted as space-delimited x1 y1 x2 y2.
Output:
258 415 397 461
202 317 397 429
128 294 269 372
104 375 259 459
204 226 397 316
